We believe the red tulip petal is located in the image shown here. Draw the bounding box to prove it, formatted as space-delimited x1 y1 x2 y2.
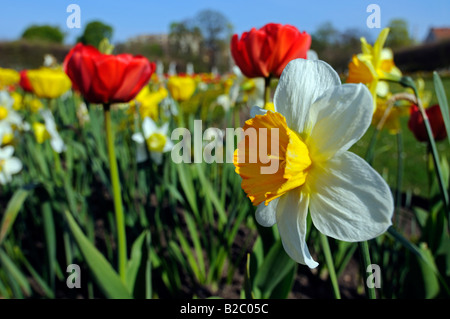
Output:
113 57 154 102
231 32 259 78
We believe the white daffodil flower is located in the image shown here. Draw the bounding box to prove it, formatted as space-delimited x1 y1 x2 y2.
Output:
0 91 25 128
40 109 66 153
0 145 22 184
234 59 394 268
215 94 231 112
132 117 174 165
0 121 14 146
307 50 318 60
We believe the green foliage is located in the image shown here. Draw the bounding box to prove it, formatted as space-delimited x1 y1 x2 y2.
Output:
21 25 64 43
386 19 414 49
77 21 113 48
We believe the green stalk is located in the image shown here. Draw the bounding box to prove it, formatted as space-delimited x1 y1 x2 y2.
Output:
359 240 376 299
264 76 271 106
365 127 380 166
395 132 404 226
400 78 450 225
319 233 341 299
104 104 127 283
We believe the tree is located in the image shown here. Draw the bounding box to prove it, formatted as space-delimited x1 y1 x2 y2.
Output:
168 20 205 72
21 25 65 43
385 19 414 49
77 21 113 48
193 9 232 70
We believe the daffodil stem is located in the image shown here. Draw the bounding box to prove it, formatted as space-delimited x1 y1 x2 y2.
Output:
104 104 127 283
365 127 380 166
264 76 271 106
359 240 376 299
319 233 341 299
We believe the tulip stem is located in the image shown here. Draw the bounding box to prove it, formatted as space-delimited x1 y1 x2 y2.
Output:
264 76 271 106
400 78 450 225
104 104 127 283
319 233 341 299
413 91 449 229
359 240 376 299
395 132 404 226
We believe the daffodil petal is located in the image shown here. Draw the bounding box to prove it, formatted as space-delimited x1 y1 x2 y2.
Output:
159 122 169 135
4 157 22 174
307 83 373 161
136 143 148 163
132 132 145 144
0 173 7 185
308 151 393 242
163 138 174 153
255 198 279 227
276 190 318 268
250 106 268 118
0 145 14 159
274 59 340 135
51 136 66 153
150 152 163 165
142 117 158 138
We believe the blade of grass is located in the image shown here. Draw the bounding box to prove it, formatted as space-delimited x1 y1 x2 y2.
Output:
63 210 132 299
0 188 32 246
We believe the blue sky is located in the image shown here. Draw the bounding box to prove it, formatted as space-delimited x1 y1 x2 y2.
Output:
0 0 448 44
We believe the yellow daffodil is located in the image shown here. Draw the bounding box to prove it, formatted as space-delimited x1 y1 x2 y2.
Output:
347 28 402 111
32 110 66 153
0 68 20 89
0 91 25 128
372 94 409 134
167 76 196 102
26 67 72 99
264 102 275 112
234 59 393 268
131 117 173 164
0 122 14 146
28 97 44 113
10 91 23 111
32 122 51 144
131 86 168 120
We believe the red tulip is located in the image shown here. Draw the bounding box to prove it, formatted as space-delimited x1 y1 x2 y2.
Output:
19 70 33 92
63 43 155 104
408 104 447 142
231 23 311 78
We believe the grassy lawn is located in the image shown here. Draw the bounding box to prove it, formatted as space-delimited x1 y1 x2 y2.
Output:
350 76 450 200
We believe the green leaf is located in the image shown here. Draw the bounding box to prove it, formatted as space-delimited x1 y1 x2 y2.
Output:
0 188 32 246
0 248 31 297
126 230 148 293
433 72 450 146
15 247 54 298
416 243 440 298
195 164 227 227
41 201 56 290
253 239 296 299
387 226 449 296
270 262 297 299
63 210 132 299
184 212 206 279
176 163 199 218
244 253 254 299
